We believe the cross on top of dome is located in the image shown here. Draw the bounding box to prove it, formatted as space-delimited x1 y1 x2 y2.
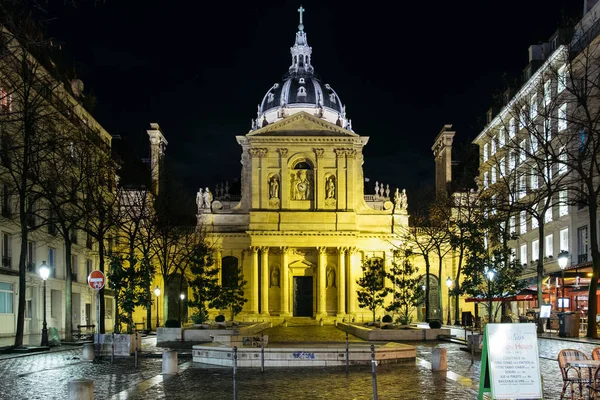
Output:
290 5 313 75
298 5 305 31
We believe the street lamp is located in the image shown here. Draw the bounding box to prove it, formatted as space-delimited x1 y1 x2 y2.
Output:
39 261 49 347
486 268 495 323
179 293 185 326
446 277 453 326
558 250 569 312
154 286 161 329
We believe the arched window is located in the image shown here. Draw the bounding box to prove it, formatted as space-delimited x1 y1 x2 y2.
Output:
222 256 239 287
294 160 312 170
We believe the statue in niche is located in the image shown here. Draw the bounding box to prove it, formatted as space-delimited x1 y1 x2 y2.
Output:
326 267 336 288
326 176 335 199
292 170 311 200
203 187 213 209
269 176 279 199
271 267 280 287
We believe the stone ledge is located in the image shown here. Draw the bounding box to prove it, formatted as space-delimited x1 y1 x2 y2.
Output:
337 322 451 341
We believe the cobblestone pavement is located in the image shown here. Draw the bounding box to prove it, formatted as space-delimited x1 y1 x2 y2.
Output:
3 326 600 399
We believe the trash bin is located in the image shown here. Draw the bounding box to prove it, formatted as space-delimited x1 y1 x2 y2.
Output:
559 312 581 338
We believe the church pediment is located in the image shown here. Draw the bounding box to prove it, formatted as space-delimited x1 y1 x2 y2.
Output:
248 111 358 137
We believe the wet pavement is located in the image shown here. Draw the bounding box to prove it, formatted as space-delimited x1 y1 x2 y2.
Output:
2 325 600 399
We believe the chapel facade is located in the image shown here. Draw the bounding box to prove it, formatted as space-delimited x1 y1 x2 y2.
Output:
195 9 414 322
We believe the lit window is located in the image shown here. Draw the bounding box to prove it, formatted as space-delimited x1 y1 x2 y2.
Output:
532 216 539 230
519 140 526 163
491 136 496 155
558 103 567 131
508 151 516 171
483 171 489 188
544 204 552 223
530 94 537 119
483 143 488 162
0 282 13 313
557 65 566 93
509 118 516 138
499 157 505 177
559 190 568 216
520 107 527 129
544 117 551 141
518 176 526 199
544 80 552 106
499 127 505 147
532 239 540 261
491 167 496 184
510 216 516 234
545 234 554 258
519 211 527 234
530 133 538 153
520 244 528 265
560 228 569 252
544 157 552 182
531 167 538 190
558 150 567 175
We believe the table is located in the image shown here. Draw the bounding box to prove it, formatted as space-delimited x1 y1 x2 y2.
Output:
566 360 600 398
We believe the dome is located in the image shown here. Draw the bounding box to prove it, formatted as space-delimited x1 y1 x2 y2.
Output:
251 7 352 131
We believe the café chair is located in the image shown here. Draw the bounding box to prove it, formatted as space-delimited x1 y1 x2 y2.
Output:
558 349 590 399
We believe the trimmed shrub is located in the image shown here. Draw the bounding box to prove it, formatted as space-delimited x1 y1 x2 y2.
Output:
382 315 393 323
428 320 442 329
215 315 226 323
164 319 180 328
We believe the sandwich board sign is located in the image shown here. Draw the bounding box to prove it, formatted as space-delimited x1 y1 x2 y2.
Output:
478 323 543 399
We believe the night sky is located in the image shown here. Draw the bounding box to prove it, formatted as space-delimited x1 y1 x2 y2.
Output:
42 0 583 198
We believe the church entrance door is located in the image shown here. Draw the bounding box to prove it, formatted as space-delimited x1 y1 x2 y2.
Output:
293 276 313 317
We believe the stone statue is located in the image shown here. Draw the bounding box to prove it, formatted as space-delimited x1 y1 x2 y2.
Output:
196 188 204 211
400 189 408 210
375 181 380 197
326 267 336 288
293 170 310 200
270 176 279 199
271 267 280 287
203 187 213 209
393 188 401 208
326 177 335 199
385 184 390 198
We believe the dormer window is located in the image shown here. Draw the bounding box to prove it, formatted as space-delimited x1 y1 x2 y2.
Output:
268 93 275 102
299 78 305 84
329 93 336 104
298 87 306 97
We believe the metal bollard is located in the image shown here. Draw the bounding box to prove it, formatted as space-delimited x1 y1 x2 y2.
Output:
370 344 378 400
68 378 94 400
233 346 238 400
162 350 178 374
260 334 265 373
432 347 447 371
82 343 95 362
345 332 349 375
134 332 139 368
111 333 115 364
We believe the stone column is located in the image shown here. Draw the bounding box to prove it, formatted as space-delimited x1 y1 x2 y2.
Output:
280 247 290 317
215 249 222 285
261 247 270 315
337 247 346 316
251 247 259 314
317 247 327 317
347 247 358 315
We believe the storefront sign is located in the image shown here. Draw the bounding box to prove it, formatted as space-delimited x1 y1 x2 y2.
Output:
478 323 542 399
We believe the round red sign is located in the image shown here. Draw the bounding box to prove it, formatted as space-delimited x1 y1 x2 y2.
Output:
87 270 105 290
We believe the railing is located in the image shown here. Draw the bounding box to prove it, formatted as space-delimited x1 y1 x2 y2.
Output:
1 256 10 268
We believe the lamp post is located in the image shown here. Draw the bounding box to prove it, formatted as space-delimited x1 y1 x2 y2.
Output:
39 261 49 347
486 268 495 323
154 286 161 328
446 277 453 326
179 293 185 326
558 250 569 312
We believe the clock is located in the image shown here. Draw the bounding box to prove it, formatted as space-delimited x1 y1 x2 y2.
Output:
297 182 307 193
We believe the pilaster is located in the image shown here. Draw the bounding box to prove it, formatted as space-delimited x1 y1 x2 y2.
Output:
280 247 290 317
250 247 259 314
260 246 270 315
317 246 327 317
337 247 347 316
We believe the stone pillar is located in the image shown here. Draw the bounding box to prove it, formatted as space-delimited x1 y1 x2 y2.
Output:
337 247 346 316
215 249 222 285
314 148 324 210
280 247 290 317
261 247 270 315
347 247 359 315
335 149 347 210
317 247 327 317
279 148 289 209
251 247 259 314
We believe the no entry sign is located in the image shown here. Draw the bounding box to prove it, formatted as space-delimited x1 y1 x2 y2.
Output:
87 270 105 290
